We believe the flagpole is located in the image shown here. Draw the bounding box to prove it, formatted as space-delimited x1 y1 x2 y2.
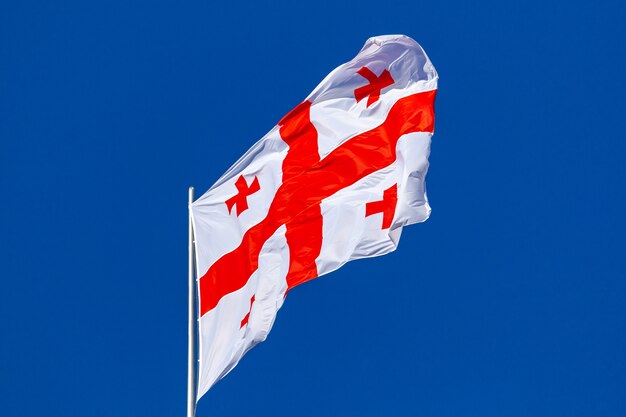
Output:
187 186 196 417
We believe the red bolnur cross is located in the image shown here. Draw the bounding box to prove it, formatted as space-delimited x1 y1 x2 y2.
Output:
365 184 398 229
201 90 436 316
240 295 255 328
225 175 260 216
354 66 395 108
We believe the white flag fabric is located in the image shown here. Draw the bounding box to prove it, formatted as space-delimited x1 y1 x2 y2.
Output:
191 34 438 399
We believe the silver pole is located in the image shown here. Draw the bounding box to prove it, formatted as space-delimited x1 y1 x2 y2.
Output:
187 186 196 417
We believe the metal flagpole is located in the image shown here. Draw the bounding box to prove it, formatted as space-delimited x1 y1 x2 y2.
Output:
187 186 196 417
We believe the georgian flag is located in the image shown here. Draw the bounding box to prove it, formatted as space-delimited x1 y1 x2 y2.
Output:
191 34 438 399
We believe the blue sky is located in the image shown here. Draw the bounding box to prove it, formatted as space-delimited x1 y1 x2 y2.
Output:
1 1 625 416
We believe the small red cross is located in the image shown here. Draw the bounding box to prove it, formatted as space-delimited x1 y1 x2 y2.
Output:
240 295 255 328
354 66 395 108
225 175 260 216
365 184 398 229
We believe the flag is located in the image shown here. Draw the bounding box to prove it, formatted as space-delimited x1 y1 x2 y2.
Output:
190 34 438 399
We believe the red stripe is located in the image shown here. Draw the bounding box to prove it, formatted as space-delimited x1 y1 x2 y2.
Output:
278 101 325 290
240 295 255 328
285 203 323 289
199 89 436 316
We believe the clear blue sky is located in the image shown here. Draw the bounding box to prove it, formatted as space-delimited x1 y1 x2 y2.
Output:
1 1 625 416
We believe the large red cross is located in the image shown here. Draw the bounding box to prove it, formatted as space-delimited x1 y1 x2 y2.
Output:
366 184 398 229
199 89 436 316
354 66 395 108
225 175 260 216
